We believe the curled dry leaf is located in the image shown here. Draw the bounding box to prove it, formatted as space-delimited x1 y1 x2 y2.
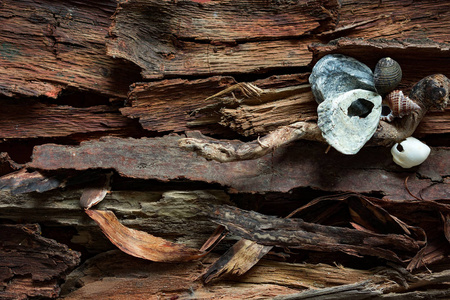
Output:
86 209 205 262
80 172 112 209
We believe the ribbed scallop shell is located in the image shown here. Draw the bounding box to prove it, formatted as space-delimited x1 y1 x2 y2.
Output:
374 57 402 96
381 90 421 122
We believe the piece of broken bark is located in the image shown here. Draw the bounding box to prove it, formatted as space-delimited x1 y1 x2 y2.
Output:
107 0 340 79
0 224 81 300
59 250 450 299
0 0 140 98
59 250 385 299
0 189 231 252
26 135 450 200
202 239 273 284
204 204 425 267
0 100 134 139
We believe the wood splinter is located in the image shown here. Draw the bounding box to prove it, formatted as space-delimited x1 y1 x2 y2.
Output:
179 74 449 162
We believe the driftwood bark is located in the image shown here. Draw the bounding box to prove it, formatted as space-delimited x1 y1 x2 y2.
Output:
1 0 450 298
0 224 80 300
22 135 450 199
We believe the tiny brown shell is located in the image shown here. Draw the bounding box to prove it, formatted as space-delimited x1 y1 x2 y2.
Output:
410 73 450 110
381 90 421 122
374 57 402 96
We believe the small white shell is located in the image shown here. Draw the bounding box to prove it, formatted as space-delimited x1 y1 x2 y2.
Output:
391 137 431 168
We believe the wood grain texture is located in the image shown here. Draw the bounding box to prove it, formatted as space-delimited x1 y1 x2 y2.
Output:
0 224 80 300
0 189 231 250
0 100 133 139
59 250 378 299
60 250 450 299
0 0 140 98
334 0 450 43
107 0 340 78
27 135 450 200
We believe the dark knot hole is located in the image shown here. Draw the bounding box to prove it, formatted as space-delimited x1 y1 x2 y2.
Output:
347 98 374 118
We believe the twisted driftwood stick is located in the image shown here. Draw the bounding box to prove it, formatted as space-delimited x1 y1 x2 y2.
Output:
179 74 449 162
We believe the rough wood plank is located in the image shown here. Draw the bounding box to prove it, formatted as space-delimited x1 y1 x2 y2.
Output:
122 76 236 134
0 189 231 250
27 135 450 200
0 224 81 300
0 100 133 139
60 250 383 299
332 0 450 43
107 0 341 78
122 74 311 134
60 250 450 299
0 0 140 98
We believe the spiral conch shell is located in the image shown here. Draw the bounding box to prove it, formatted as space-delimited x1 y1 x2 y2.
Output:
381 90 421 122
374 57 402 96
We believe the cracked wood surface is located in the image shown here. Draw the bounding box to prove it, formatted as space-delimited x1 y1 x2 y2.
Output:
0 100 134 139
0 189 230 251
0 0 140 98
107 0 340 79
27 135 450 200
0 224 80 300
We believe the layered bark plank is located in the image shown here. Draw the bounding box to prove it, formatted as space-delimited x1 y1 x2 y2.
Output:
122 74 312 134
0 0 140 98
27 135 450 200
333 0 450 43
122 76 236 134
0 189 231 250
60 251 378 300
60 250 450 300
0 100 134 139
107 0 341 78
0 224 80 300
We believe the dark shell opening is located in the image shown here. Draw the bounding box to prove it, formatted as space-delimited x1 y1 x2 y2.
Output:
347 98 374 118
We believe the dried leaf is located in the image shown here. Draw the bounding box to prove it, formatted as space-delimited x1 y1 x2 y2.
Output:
80 172 112 209
86 209 205 262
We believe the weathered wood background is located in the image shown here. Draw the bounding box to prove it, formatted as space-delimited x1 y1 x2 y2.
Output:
1 0 450 299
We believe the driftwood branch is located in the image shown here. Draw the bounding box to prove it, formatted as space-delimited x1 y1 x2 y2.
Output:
180 74 450 162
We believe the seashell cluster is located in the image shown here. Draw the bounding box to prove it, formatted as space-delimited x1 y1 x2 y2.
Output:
374 57 402 96
310 54 382 155
391 137 431 168
381 90 421 122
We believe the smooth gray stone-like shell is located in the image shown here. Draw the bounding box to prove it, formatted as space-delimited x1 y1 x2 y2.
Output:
317 89 382 155
310 54 382 155
309 54 377 104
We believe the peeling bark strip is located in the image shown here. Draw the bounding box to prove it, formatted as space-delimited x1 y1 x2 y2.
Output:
206 204 424 265
0 101 133 139
202 239 273 284
0 224 81 299
0 0 140 98
107 0 340 78
28 135 450 199
86 209 205 262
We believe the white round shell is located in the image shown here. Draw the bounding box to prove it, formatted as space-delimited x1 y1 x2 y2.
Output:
391 137 431 168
